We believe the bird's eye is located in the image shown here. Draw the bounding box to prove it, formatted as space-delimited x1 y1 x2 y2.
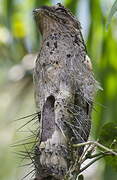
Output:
56 8 67 13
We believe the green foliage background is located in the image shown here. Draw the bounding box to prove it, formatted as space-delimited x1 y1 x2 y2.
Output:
0 0 117 179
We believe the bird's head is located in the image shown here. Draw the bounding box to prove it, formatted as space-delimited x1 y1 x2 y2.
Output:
33 3 81 37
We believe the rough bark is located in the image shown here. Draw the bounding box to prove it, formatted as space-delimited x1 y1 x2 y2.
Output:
33 3 99 180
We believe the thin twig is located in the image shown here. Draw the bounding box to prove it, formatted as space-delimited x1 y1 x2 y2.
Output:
73 141 117 156
78 144 91 164
79 154 106 173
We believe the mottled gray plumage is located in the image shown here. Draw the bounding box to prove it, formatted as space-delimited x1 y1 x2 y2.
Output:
33 3 99 180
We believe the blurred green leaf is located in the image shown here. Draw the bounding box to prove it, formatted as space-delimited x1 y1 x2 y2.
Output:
4 0 14 28
35 0 51 7
106 75 117 100
65 0 79 14
99 122 117 171
12 13 26 38
105 154 117 171
107 0 117 28
99 122 117 150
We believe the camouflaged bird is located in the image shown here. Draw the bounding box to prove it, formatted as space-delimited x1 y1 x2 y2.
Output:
33 3 100 180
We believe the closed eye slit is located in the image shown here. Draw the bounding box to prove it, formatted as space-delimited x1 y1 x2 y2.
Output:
56 7 67 13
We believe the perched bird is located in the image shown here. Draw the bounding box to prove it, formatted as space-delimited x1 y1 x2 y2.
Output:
33 3 99 180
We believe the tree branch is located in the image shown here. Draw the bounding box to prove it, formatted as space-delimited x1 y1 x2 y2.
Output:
79 154 106 173
73 141 117 156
